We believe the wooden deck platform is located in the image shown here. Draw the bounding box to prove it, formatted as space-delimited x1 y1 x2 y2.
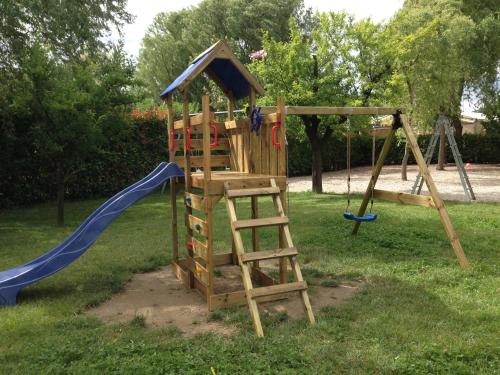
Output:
191 171 287 195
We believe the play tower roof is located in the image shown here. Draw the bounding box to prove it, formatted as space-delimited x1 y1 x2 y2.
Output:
160 40 265 100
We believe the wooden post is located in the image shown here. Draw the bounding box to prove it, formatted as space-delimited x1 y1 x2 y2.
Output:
402 116 470 269
249 88 260 272
167 94 178 261
277 96 287 283
182 91 194 287
227 94 239 265
352 125 397 235
202 95 214 301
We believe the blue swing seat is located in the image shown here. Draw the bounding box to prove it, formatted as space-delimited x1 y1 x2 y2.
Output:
343 211 378 222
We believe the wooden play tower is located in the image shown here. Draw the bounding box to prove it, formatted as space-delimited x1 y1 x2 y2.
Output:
161 41 315 336
161 41 470 336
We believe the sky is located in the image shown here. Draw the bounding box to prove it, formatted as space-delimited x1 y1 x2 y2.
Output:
115 0 479 116
118 0 404 58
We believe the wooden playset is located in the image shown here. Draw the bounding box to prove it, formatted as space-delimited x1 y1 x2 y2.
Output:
160 40 469 337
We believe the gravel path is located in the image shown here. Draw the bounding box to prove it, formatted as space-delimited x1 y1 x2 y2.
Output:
288 164 500 202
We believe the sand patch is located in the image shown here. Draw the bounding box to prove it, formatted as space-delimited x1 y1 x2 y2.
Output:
87 265 361 337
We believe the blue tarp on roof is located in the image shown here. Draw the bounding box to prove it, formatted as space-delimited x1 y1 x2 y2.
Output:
160 46 252 100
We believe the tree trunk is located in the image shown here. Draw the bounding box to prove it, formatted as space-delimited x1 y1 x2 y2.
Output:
451 115 462 140
311 142 323 193
56 165 65 227
437 127 446 170
401 141 410 181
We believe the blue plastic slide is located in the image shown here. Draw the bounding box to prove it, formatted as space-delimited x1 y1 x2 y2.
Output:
0 162 184 306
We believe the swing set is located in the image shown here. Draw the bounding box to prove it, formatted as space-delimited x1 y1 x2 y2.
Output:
259 105 470 269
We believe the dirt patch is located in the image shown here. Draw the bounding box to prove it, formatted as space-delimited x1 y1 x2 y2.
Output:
86 265 361 337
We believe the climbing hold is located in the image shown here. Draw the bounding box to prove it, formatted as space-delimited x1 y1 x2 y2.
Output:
187 240 193 249
195 223 202 231
185 197 192 206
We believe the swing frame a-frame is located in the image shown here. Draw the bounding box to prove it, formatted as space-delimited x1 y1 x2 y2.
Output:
260 105 470 269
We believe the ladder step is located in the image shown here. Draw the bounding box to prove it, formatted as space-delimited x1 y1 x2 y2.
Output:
234 217 289 230
241 247 298 263
250 281 308 299
226 186 281 198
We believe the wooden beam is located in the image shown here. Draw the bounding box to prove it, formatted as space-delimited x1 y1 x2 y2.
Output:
260 106 402 116
186 214 208 237
373 189 436 208
167 95 178 262
182 91 194 288
174 155 230 169
402 116 470 269
202 95 214 301
209 289 289 310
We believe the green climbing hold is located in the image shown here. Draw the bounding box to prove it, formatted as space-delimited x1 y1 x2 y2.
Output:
195 223 201 231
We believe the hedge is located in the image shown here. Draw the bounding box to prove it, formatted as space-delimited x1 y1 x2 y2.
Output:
1 118 499 208
287 133 500 176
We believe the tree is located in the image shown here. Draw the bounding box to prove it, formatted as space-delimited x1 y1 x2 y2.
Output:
136 0 304 102
389 0 500 171
252 14 391 192
22 46 102 226
0 1 134 224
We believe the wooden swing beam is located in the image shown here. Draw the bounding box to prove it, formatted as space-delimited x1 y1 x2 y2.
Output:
260 105 470 269
351 113 470 269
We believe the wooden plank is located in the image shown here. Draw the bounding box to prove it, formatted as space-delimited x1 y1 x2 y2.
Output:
225 119 247 130
242 247 298 263
251 267 275 287
402 116 470 269
183 256 209 286
171 260 190 288
373 189 436 208
261 106 403 116
185 192 205 211
277 97 287 176
242 123 250 172
260 119 270 174
209 289 289 310
251 196 259 268
174 138 229 151
182 92 194 288
167 95 178 262
213 252 234 266
261 113 279 124
174 155 230 169
173 121 226 134
186 214 208 237
234 216 289 230
202 96 214 300
226 186 280 198
174 113 203 129
191 237 207 259
221 177 286 192
250 281 307 299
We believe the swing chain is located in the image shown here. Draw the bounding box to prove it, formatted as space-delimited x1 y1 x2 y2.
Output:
346 118 351 212
369 119 376 213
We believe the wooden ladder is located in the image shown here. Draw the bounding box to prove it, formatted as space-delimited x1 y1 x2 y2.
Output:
224 178 315 337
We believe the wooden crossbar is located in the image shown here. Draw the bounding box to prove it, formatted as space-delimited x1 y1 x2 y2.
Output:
260 106 402 116
373 189 436 208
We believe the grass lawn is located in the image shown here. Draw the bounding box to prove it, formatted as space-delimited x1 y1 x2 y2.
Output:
0 191 499 374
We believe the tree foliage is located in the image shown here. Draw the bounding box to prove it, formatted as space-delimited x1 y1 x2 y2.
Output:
251 13 393 192
136 0 304 102
388 0 499 129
